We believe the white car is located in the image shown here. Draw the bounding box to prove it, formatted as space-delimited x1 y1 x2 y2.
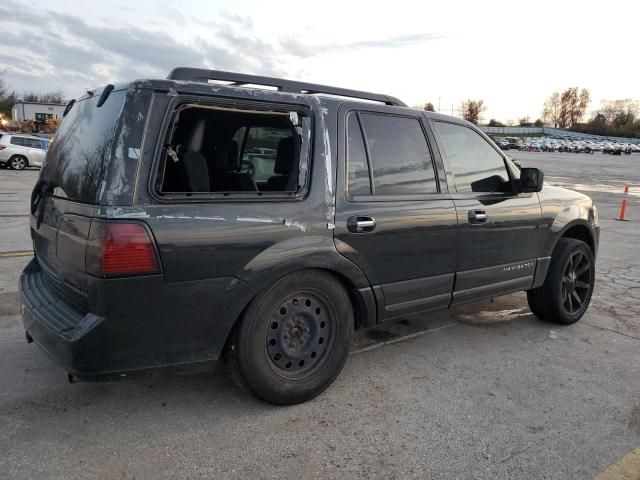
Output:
0 133 49 169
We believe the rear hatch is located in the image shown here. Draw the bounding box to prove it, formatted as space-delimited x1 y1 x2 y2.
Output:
29 86 148 317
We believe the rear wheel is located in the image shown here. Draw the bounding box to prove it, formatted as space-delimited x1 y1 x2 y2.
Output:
527 238 594 324
226 270 353 405
9 155 27 170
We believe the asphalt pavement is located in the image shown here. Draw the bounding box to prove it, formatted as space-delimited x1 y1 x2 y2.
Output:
0 152 639 479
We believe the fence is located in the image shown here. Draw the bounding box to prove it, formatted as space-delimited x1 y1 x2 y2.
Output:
480 126 640 144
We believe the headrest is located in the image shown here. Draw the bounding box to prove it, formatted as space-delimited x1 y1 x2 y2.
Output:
275 136 296 175
213 140 240 171
187 117 206 152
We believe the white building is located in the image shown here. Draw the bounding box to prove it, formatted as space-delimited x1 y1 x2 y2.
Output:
11 101 66 123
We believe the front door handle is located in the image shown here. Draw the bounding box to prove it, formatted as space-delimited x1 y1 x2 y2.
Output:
468 210 487 224
347 216 376 233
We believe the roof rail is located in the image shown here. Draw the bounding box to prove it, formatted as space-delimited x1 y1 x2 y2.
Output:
167 67 407 107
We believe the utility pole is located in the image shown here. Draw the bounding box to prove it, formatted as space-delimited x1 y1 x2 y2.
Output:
438 97 442 113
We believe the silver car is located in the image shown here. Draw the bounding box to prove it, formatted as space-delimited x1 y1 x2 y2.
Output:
0 133 49 170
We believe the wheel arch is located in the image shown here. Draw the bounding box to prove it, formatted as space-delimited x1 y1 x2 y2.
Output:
235 236 379 331
559 222 595 254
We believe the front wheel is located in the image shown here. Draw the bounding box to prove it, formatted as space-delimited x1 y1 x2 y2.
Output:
226 270 354 405
527 238 595 324
10 155 28 170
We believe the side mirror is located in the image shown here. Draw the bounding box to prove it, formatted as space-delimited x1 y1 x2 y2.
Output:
517 167 543 193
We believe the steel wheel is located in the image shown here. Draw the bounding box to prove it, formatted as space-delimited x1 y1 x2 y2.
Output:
561 250 591 315
265 291 334 380
10 156 27 170
226 270 353 404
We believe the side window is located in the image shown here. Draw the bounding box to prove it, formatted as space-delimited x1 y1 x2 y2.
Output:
434 122 510 193
359 113 437 195
10 137 25 146
346 113 371 196
157 105 310 196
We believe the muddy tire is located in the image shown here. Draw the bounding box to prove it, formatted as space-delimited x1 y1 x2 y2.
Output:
527 238 595 324
226 270 353 405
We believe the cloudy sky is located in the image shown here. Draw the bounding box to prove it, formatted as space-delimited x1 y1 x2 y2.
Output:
1 0 638 121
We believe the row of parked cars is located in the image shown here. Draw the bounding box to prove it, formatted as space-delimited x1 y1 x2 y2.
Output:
496 136 640 155
0 131 50 169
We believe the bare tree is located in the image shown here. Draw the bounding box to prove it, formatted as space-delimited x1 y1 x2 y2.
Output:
542 92 561 128
542 88 590 128
519 116 531 126
23 90 66 104
0 69 17 118
459 99 485 125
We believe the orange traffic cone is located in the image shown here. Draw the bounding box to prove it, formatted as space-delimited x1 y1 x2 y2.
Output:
615 185 630 221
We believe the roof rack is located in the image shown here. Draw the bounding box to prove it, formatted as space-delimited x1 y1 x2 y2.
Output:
167 68 407 107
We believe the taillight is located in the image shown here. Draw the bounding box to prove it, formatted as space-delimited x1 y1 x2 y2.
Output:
86 222 160 277
0 145 6 150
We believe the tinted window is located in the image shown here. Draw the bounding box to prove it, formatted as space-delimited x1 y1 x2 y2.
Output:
10 137 25 146
346 113 371 196
40 90 125 203
434 122 509 193
360 113 437 195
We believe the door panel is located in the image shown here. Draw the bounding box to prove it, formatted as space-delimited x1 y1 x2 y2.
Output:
335 105 458 321
336 198 458 319
429 120 544 304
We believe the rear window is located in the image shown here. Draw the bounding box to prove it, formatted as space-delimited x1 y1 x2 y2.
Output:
41 90 126 203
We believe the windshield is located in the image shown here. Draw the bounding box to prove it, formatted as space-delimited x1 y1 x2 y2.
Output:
40 90 126 204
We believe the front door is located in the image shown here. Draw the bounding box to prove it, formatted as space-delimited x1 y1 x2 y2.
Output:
334 106 458 320
430 120 544 304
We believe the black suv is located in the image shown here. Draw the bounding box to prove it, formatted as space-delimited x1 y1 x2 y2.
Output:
21 69 599 404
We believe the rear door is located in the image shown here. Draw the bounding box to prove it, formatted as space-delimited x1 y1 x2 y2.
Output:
334 105 458 321
25 138 45 164
30 89 130 304
430 120 544 304
9 136 27 156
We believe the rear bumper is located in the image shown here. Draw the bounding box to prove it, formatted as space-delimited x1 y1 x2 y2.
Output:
20 259 108 376
20 258 256 378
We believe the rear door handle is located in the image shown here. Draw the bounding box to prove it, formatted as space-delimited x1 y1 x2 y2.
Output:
468 210 487 224
347 216 376 233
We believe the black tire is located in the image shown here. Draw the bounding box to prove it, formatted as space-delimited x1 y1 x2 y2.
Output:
527 238 595 324
9 155 28 170
226 270 354 405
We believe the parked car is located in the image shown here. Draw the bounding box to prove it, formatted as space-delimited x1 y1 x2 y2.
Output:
0 133 49 169
21 69 600 404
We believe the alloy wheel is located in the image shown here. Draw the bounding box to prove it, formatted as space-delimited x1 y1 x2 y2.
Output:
11 157 26 170
561 250 592 315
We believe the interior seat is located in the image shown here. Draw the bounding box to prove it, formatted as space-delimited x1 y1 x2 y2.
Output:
211 140 257 192
266 137 298 191
181 117 210 192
